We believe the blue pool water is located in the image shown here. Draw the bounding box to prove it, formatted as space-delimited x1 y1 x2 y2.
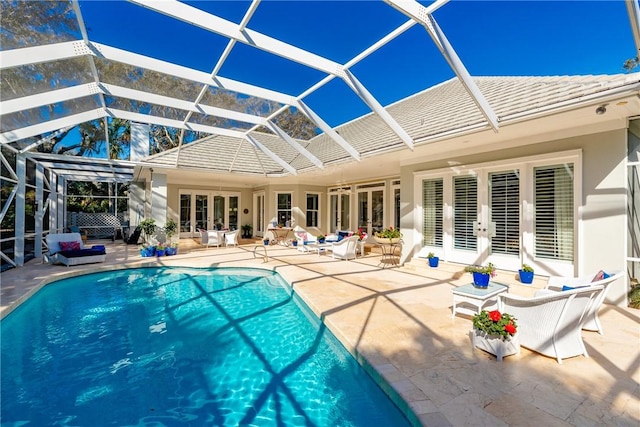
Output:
1 267 411 426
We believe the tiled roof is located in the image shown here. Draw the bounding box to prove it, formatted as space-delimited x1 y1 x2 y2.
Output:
146 73 640 174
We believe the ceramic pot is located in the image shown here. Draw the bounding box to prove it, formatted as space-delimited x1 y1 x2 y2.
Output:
428 257 439 267
472 272 490 288
519 270 534 284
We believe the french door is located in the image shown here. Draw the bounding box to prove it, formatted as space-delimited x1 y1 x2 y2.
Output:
357 184 385 237
179 190 239 237
328 187 350 233
447 171 521 269
253 191 265 238
416 153 578 276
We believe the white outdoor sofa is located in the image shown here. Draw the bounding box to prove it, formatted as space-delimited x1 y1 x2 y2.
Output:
44 232 107 267
330 235 359 260
498 284 605 364
542 269 623 335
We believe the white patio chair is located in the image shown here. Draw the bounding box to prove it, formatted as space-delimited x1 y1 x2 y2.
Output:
498 284 604 364
294 230 317 253
224 230 239 247
330 235 359 260
543 269 623 334
199 229 223 248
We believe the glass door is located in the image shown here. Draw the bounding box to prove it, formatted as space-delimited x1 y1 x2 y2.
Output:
179 191 210 238
253 192 265 238
357 185 385 237
329 190 350 232
194 194 209 232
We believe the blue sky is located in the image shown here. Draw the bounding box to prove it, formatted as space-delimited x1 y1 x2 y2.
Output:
76 0 636 128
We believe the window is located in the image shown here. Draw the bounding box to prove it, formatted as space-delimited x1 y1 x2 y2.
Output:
534 164 574 261
306 193 319 227
422 178 443 247
276 193 292 226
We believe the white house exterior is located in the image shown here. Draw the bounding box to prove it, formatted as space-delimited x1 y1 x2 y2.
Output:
131 74 640 307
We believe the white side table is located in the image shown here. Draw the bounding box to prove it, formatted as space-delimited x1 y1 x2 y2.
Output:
451 282 509 318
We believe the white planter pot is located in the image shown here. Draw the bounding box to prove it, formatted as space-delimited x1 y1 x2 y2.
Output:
373 236 401 245
470 328 520 362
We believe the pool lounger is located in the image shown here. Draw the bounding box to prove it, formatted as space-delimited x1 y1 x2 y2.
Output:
44 232 107 267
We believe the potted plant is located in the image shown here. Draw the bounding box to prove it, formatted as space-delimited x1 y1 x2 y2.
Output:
464 263 497 288
427 252 439 268
373 226 402 244
241 224 253 239
164 218 178 243
138 243 155 257
165 242 179 256
519 263 534 284
263 238 270 245
317 233 326 244
471 309 519 361
139 218 157 244
155 243 166 257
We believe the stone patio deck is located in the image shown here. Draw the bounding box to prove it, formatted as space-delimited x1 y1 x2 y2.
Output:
2 238 639 426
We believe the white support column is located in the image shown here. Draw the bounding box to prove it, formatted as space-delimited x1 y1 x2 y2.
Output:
35 163 44 258
15 154 26 266
57 176 66 233
129 182 146 227
385 0 499 132
150 171 167 227
49 171 58 232
130 122 150 162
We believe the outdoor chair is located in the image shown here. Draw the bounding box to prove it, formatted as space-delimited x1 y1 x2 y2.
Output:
498 284 605 364
330 235 359 260
541 269 623 334
199 229 224 248
44 232 107 267
294 230 317 253
224 230 239 247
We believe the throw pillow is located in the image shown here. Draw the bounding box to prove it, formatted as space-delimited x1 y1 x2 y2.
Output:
60 241 81 251
338 231 349 242
592 270 606 282
297 232 307 242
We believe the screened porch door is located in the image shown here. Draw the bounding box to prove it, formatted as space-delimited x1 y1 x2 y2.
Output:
357 186 384 237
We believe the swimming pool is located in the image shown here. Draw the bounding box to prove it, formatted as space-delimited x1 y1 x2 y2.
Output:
1 267 412 426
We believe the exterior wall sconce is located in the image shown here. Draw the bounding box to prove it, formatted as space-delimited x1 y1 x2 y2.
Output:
595 104 607 115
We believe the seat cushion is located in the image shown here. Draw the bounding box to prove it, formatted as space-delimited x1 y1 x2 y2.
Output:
59 248 106 258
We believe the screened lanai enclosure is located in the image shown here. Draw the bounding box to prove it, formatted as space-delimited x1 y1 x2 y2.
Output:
1 0 640 275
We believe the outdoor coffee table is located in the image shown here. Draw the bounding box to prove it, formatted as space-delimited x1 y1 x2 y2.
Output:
451 282 509 318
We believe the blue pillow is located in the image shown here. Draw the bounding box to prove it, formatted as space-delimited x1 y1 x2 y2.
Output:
337 231 349 242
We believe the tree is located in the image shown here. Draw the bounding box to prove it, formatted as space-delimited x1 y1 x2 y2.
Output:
623 57 639 73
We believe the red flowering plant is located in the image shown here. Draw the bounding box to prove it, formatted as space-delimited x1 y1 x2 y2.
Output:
356 227 368 241
472 310 518 340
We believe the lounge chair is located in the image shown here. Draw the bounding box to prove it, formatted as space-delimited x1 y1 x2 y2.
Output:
330 235 359 260
542 269 623 334
224 230 239 247
498 284 604 364
44 232 107 267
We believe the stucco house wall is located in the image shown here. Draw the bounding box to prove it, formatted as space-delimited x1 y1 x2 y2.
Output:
400 128 628 305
